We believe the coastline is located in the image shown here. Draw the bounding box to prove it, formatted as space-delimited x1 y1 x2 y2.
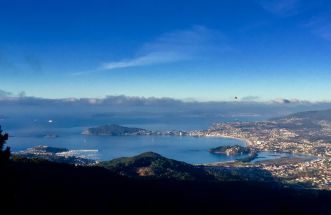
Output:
202 134 253 147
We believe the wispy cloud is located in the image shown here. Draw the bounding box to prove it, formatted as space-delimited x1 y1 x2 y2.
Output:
259 1 331 41
101 26 231 71
103 51 187 70
259 0 301 16
304 15 331 41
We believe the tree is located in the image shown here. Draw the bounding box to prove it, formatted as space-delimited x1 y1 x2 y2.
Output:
0 126 10 165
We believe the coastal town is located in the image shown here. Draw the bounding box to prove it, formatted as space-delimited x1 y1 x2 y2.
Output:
189 111 331 190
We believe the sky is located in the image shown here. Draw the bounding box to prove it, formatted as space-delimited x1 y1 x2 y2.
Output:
1 0 331 101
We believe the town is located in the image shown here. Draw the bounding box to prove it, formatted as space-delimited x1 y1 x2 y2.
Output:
189 110 331 190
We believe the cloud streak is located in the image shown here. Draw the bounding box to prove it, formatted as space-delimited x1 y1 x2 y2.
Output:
304 15 331 41
259 0 301 16
103 51 188 70
101 26 230 71
260 1 331 42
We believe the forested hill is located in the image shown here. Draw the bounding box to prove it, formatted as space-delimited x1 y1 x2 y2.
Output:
99 152 214 180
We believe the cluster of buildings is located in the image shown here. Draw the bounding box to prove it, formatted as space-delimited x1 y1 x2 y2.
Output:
258 158 331 189
192 119 331 190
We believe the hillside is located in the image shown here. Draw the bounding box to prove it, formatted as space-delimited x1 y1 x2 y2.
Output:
99 152 214 181
2 158 331 214
284 109 331 122
272 108 331 126
271 108 331 143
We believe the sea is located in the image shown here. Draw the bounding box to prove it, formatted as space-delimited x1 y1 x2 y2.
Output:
2 114 308 164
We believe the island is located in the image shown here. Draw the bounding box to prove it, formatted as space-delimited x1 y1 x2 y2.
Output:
209 145 251 156
82 124 151 136
209 145 258 162
82 124 188 136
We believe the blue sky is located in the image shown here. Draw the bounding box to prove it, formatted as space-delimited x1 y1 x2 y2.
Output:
1 0 331 101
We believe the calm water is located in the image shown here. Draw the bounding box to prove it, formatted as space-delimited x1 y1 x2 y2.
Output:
9 134 250 164
9 134 309 164
3 116 311 164
3 116 260 164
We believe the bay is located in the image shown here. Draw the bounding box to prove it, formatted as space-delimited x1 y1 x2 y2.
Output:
8 134 248 164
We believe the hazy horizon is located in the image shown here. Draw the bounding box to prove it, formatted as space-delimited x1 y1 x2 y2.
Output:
1 93 331 135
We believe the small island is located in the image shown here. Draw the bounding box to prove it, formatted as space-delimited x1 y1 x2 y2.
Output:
209 145 251 156
209 145 258 162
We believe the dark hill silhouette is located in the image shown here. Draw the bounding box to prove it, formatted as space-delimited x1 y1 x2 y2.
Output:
99 152 214 180
0 126 10 165
1 157 330 215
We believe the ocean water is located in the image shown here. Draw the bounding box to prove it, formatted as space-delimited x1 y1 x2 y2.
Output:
9 134 249 164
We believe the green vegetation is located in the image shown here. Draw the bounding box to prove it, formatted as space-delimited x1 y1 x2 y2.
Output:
0 126 10 165
208 144 258 164
99 152 214 180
